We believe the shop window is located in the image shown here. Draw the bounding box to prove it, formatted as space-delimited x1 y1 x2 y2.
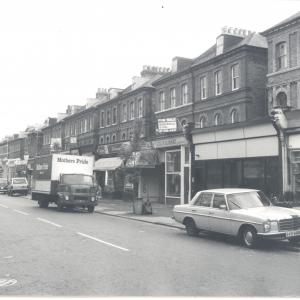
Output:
243 158 264 190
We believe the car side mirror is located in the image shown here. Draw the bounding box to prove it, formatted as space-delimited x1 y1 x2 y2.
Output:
219 204 227 210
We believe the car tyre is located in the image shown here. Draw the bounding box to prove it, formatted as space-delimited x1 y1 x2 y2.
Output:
241 226 258 248
87 206 95 213
185 219 198 237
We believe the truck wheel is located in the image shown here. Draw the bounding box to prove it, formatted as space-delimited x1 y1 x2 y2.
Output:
38 199 49 208
57 202 63 211
87 206 95 213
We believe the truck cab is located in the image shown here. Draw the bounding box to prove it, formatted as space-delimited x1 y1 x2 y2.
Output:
57 173 97 212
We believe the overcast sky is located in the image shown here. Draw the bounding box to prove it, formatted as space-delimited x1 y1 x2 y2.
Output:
0 0 299 138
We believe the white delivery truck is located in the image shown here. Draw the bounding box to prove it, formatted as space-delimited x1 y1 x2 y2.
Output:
31 154 97 212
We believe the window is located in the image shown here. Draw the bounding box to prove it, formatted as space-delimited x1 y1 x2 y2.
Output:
276 92 287 107
112 134 116 142
276 42 287 70
122 103 127 122
113 107 117 124
212 194 226 209
84 119 87 133
214 113 222 126
215 71 222 95
230 109 238 123
231 64 239 90
159 91 165 111
100 136 104 144
100 111 105 127
137 98 143 118
199 116 207 128
170 88 176 108
106 109 111 126
166 151 181 198
194 193 213 207
129 101 135 120
181 83 188 104
200 76 207 99
122 133 126 140
106 135 110 144
181 119 187 127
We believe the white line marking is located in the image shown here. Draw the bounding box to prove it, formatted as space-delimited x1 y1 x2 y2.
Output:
37 218 62 228
0 204 8 208
13 209 29 216
77 232 129 252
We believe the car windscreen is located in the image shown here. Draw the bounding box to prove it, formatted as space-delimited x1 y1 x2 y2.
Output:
61 174 93 185
227 191 271 210
12 178 27 184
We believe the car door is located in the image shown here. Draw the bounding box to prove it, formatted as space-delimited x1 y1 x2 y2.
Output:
191 192 213 231
208 193 232 234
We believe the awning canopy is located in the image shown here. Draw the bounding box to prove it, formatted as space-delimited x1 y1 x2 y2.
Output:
125 150 160 168
94 157 123 171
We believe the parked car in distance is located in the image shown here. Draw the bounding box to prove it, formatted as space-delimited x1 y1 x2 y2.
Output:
7 177 29 196
0 178 8 194
173 188 300 248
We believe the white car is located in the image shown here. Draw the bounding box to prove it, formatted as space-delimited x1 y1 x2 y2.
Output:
173 188 300 248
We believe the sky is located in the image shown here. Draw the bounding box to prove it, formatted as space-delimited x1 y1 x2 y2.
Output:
0 0 299 138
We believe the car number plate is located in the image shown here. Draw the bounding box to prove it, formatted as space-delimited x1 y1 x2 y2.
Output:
286 230 300 237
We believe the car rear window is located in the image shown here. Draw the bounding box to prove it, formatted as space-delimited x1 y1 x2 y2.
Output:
194 193 213 207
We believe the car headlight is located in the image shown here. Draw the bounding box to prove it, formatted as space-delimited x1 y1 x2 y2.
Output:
263 221 279 232
64 195 69 201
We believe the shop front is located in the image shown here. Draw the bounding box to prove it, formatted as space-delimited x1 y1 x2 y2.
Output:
152 135 190 205
288 133 300 201
193 122 279 198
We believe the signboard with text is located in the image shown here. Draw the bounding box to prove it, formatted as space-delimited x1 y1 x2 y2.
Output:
157 118 177 133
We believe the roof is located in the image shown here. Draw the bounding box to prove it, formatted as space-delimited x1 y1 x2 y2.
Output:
198 188 259 194
193 32 267 67
262 11 300 35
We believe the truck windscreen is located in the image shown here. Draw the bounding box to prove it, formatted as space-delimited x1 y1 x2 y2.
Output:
61 174 93 185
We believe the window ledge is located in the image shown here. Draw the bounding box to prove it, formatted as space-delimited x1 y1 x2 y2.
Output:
155 102 192 114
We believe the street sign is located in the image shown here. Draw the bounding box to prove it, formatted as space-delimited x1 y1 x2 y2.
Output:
157 118 177 133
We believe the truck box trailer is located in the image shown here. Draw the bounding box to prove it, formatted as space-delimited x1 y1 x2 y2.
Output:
31 154 97 212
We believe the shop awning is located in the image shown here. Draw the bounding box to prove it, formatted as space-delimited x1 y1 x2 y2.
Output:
94 157 123 171
125 150 160 168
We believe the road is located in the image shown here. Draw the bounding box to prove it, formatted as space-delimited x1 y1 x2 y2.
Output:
0 193 300 297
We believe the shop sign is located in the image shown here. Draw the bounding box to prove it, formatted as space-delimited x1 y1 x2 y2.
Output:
157 118 177 133
152 136 187 149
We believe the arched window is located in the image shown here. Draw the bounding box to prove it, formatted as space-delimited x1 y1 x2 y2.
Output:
112 134 116 142
106 135 110 144
276 92 287 108
100 137 104 144
214 113 222 126
230 109 238 124
199 116 207 128
122 133 126 141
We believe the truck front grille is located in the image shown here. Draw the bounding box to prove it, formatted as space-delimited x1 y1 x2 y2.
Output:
75 188 90 193
74 196 89 201
279 216 300 231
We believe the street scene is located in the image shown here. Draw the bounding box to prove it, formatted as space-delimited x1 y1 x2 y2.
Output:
1 194 300 297
1 0 300 297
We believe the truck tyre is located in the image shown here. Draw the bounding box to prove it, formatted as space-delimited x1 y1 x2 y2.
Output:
87 206 95 213
57 202 63 211
38 199 49 208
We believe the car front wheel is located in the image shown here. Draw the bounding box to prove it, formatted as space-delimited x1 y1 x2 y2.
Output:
241 226 258 248
185 219 198 236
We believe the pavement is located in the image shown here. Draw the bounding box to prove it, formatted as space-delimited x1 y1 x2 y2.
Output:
94 197 185 229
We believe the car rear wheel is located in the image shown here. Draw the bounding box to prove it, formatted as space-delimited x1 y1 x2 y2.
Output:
241 226 258 248
185 219 198 236
87 206 95 213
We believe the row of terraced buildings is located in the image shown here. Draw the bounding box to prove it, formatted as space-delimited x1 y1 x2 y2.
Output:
1 12 300 204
